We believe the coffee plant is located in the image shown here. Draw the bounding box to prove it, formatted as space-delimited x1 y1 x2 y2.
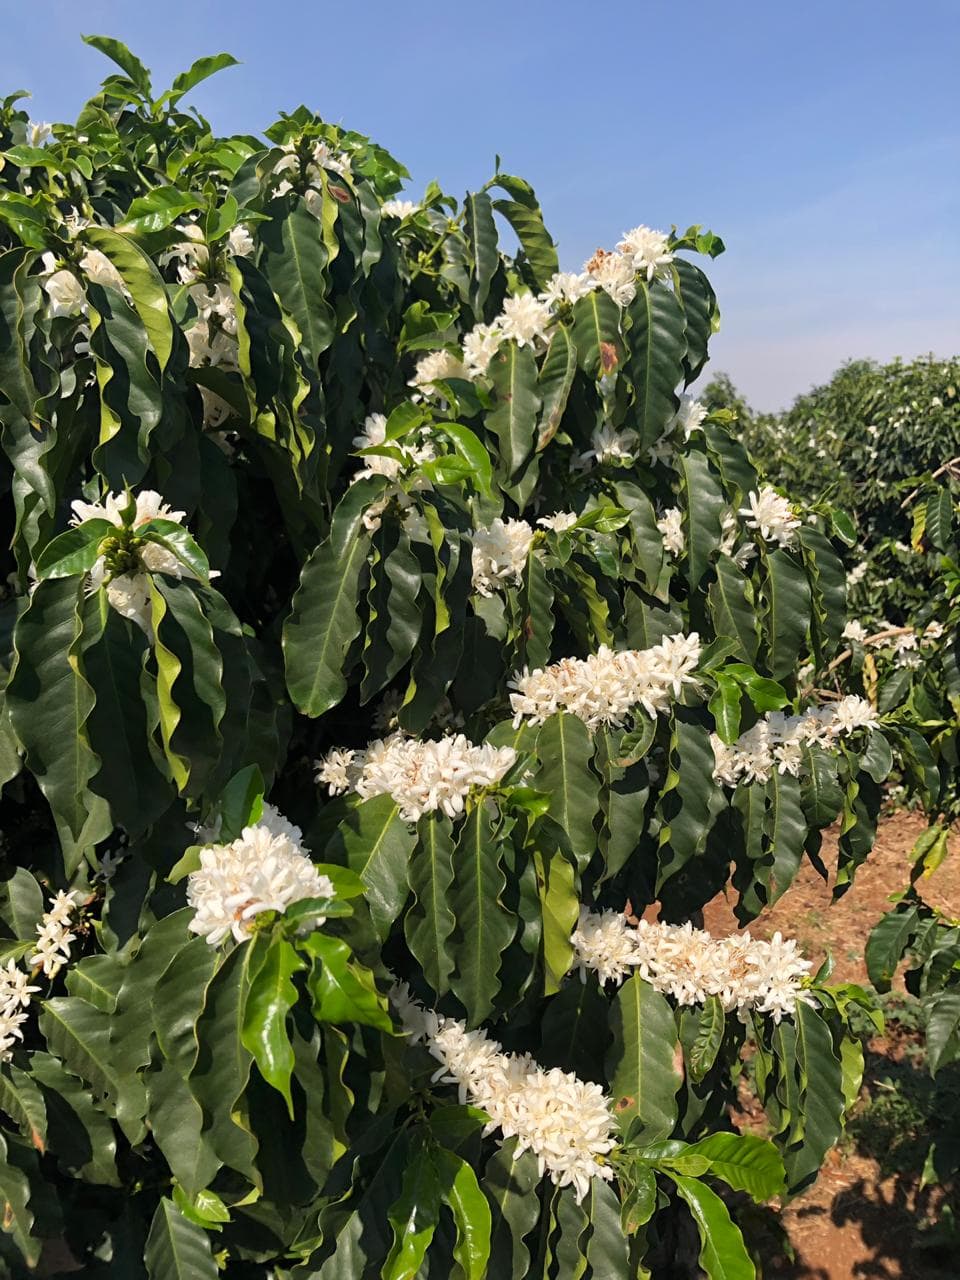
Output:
0 37 907 1279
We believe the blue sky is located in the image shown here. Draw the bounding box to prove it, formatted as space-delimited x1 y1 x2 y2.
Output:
3 1 958 409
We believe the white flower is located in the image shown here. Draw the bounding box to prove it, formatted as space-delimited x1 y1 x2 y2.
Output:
78 248 126 293
461 322 503 378
842 620 868 643
381 199 418 219
617 225 674 281
593 917 815 1023
584 248 636 306
583 424 638 467
27 120 52 147
471 519 535 595
227 224 255 257
656 507 684 557
28 890 81 979
187 815 333 946
497 292 553 349
394 991 616 1203
572 910 640 984
316 733 516 823
409 349 467 395
537 512 579 533
539 271 596 308
510 634 701 729
40 254 87 317
738 486 801 548
712 697 880 788
670 395 707 440
846 561 869 588
923 620 945 642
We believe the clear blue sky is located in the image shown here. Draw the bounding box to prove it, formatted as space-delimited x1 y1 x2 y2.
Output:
4 1 958 410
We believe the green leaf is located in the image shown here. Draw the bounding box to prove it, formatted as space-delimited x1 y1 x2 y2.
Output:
441 422 494 497
708 559 760 664
487 341 541 487
83 225 174 369
450 800 515 1025
465 191 499 313
28 1051 119 1186
627 280 687 449
34 519 113 580
536 325 577 450
688 995 726 1083
144 1197 218 1280
169 52 240 102
708 673 741 744
582 1177 631 1278
305 932 392 1030
261 197 335 366
865 905 919 992
82 34 152 93
241 935 304 1115
483 1140 542 1280
670 1175 756 1280
284 477 388 716
571 290 622 379
684 1133 785 1201
0 1131 40 1267
606 975 681 1141
7 579 112 874
781 1003 845 1192
679 449 724 588
535 713 599 872
536 844 579 996
490 183 558 288
0 868 43 941
435 1148 492 1280
926 990 960 1075
118 187 201 236
325 794 417 939
382 1145 441 1280
762 548 811 680
139 519 211 583
0 1065 46 1154
765 770 807 904
405 814 457 997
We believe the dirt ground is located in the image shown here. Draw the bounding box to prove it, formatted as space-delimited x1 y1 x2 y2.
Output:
703 810 960 1280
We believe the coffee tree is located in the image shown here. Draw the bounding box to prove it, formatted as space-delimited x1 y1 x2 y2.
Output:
0 38 896 1279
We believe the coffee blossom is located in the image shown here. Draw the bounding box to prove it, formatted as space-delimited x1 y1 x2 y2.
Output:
617 225 674 281
670 395 708 440
187 815 333 946
70 489 214 636
381 199 418 218
539 271 596 308
656 507 684 557
537 512 579 533
573 912 813 1023
584 249 636 307
316 733 517 822
0 958 41 1062
496 292 553 349
461 322 503 378
509 633 701 729
409 349 467 395
28 889 81 980
583 424 638 467
710 695 881 787
739 487 801 548
471 518 536 595
394 990 616 1202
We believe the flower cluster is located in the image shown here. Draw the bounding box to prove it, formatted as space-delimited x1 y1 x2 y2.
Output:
70 489 212 636
381 199 419 219
470 518 536 595
29 889 81 980
710 696 880 787
656 507 684 557
572 911 812 1023
271 137 351 205
738 486 801 548
0 961 39 1062
316 732 517 822
394 988 616 1202
510 634 701 729
187 808 333 946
